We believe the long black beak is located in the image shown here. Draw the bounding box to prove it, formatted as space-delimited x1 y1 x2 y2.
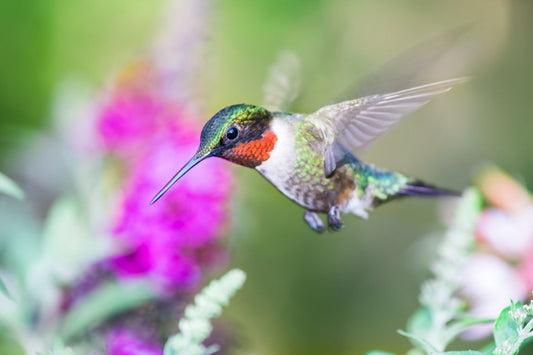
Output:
150 153 210 205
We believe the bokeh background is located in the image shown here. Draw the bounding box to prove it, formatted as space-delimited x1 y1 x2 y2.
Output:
1 0 532 354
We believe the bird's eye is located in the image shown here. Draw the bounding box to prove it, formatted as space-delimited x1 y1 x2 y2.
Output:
225 126 239 141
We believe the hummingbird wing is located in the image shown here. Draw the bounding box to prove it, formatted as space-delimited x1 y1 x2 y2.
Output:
262 51 301 112
309 77 468 176
336 25 471 101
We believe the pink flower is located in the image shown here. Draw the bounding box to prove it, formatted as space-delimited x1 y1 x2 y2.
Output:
460 167 533 339
94 59 232 292
461 207 533 339
98 95 162 152
476 207 533 260
460 253 527 339
103 120 230 291
106 328 163 355
59 0 232 349
91 47 232 293
519 251 533 293
476 167 531 213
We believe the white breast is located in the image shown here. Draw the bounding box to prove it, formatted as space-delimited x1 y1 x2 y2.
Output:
255 117 296 191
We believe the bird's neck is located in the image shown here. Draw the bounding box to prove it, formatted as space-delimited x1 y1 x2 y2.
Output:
255 115 297 175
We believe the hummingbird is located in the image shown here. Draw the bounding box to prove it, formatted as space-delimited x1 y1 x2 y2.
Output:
151 77 466 232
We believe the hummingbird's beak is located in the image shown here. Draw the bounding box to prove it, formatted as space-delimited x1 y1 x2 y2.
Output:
150 152 210 205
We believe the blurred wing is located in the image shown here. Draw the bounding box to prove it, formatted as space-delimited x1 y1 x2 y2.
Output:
336 25 471 100
311 78 468 175
262 51 301 112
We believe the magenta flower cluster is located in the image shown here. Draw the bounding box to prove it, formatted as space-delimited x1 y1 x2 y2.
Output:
106 328 163 355
60 1 231 353
97 82 231 293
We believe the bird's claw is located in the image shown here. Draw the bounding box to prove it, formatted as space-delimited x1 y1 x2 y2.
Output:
304 210 325 233
328 206 343 231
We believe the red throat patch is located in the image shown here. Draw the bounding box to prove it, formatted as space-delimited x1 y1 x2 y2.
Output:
222 130 278 167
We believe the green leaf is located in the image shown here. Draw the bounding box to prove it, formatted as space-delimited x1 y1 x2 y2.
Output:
494 304 520 348
41 195 111 283
0 277 13 301
440 351 485 355
398 329 439 354
479 342 496 355
521 336 533 353
164 269 247 355
0 172 24 200
453 188 483 227
407 307 432 334
452 315 495 327
366 351 396 355
49 338 75 355
443 316 495 345
60 279 157 340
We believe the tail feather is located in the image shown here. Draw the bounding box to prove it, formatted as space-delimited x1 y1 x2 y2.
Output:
399 180 460 197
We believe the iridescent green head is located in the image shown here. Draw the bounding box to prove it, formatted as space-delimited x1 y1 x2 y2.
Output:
196 104 272 157
151 104 275 204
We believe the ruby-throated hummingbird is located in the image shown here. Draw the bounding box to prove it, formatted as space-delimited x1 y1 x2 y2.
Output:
151 77 466 232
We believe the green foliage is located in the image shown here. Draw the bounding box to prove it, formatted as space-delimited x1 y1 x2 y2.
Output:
0 277 12 301
406 308 432 339
40 195 110 283
60 279 157 340
370 188 533 355
164 269 247 355
401 189 484 352
48 339 75 355
373 189 499 355
398 329 439 354
494 303 521 350
480 342 496 355
493 300 533 355
0 172 24 200
0 179 127 353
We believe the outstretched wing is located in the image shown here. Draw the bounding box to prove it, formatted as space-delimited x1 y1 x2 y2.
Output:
308 78 468 176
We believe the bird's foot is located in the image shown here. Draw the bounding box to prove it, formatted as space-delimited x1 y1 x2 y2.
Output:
304 210 325 233
328 205 343 231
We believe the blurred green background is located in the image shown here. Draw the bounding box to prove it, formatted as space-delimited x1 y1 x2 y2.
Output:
1 0 532 354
